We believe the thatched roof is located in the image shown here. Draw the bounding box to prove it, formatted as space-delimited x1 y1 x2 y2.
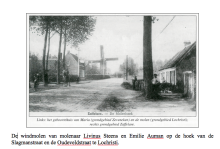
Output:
159 41 196 71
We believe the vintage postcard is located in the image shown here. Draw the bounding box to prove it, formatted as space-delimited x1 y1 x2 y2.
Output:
27 14 198 127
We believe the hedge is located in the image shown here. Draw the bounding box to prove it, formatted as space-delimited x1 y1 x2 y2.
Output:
86 74 110 80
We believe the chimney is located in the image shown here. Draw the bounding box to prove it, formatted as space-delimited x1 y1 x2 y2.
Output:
184 41 191 47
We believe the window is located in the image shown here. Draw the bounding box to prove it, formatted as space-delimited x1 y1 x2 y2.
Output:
166 71 170 83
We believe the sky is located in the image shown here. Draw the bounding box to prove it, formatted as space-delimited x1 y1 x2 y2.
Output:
29 15 197 74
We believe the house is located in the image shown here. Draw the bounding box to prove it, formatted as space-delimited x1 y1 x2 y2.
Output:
65 51 85 78
158 41 196 99
38 54 62 72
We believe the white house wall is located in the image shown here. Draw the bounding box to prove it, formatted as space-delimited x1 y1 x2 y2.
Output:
65 54 78 76
159 67 176 85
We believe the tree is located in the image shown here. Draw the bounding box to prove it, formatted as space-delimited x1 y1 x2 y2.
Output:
29 52 42 82
30 16 96 84
58 16 97 70
67 16 96 48
46 27 57 71
53 16 96 84
61 16 72 69
55 16 63 84
119 57 138 77
85 63 100 75
127 57 139 76
143 16 153 98
29 16 54 86
46 28 51 71
153 59 163 73
153 59 169 73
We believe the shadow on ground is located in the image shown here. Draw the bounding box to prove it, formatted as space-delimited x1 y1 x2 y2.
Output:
121 82 133 90
97 95 126 112
29 83 62 93
29 105 58 112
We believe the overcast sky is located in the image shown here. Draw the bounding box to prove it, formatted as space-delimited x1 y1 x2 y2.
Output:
29 15 197 73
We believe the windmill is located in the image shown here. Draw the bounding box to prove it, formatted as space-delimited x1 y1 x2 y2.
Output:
88 45 118 76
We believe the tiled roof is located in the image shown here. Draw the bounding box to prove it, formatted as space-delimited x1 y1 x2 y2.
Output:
70 53 79 62
70 53 85 65
70 54 85 70
159 41 196 71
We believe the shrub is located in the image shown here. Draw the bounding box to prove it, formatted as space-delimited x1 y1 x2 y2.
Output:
69 75 79 82
48 74 63 83
159 82 179 93
121 82 133 89
86 74 110 80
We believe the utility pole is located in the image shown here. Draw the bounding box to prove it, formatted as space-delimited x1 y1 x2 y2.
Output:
126 55 128 80
78 49 80 77
100 45 105 79
76 47 81 77
102 59 104 78
143 16 153 98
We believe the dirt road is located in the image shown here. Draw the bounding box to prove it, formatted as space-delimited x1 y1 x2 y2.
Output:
29 78 196 116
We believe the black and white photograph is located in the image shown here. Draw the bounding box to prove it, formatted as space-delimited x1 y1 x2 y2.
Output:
3 0 220 149
4 0 220 148
27 14 198 127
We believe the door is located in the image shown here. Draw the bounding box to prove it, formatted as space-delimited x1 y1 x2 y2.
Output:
184 72 193 98
166 71 170 83
170 71 175 85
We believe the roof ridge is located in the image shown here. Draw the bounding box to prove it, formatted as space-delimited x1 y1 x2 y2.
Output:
159 41 196 71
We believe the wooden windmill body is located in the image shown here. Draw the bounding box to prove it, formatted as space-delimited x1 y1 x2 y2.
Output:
88 45 118 76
